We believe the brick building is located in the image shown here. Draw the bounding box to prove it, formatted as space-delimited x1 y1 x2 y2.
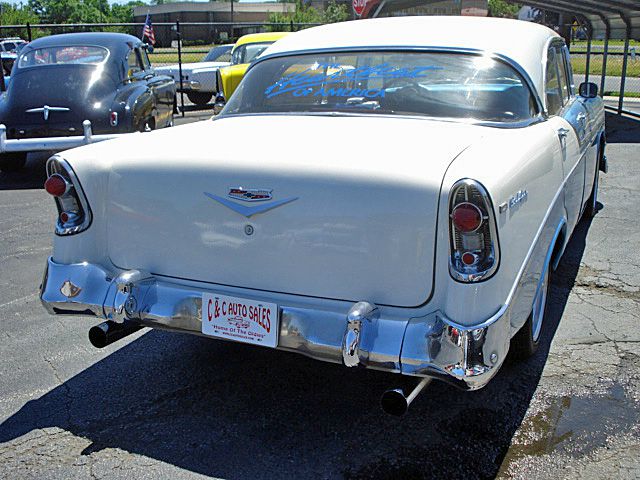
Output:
133 2 296 46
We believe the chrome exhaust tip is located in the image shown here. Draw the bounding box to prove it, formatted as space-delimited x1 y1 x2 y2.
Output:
380 378 432 416
89 320 143 349
380 388 410 416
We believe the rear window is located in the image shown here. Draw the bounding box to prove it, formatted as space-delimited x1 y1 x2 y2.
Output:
18 46 108 68
223 51 538 123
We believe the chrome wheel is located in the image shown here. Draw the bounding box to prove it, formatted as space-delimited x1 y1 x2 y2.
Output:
531 266 550 342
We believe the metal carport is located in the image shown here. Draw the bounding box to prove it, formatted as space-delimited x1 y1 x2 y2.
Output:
509 0 640 116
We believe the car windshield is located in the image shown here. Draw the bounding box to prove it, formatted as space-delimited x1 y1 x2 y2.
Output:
18 46 108 68
203 45 233 62
231 42 273 66
223 51 538 123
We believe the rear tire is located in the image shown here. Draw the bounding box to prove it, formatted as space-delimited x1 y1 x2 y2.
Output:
583 160 600 219
187 92 213 106
0 152 27 172
139 118 155 133
512 263 550 360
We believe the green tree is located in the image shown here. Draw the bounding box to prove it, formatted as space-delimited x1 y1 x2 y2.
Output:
321 0 349 23
267 0 348 31
487 0 520 19
0 3 39 24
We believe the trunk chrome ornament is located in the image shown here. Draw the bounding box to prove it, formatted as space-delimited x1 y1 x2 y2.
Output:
228 187 272 202
26 105 70 121
204 192 298 218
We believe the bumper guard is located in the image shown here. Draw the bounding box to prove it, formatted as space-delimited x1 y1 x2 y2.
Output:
40 257 511 390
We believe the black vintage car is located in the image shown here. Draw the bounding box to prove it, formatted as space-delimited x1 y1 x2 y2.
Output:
0 32 176 171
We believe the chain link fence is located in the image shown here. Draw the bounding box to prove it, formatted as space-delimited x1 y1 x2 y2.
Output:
570 40 640 118
0 21 320 113
1 22 638 116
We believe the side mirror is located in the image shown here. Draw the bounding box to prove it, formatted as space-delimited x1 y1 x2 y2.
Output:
579 82 598 99
213 94 226 115
146 45 154 54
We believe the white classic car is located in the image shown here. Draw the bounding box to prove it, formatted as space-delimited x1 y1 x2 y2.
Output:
154 44 233 106
40 16 606 415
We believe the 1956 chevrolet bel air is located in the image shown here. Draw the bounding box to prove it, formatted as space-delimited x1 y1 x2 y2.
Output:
39 16 606 415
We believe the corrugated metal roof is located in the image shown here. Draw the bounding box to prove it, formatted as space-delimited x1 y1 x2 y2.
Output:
513 1 640 40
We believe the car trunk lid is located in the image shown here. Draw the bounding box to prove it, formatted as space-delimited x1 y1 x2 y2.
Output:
102 115 484 307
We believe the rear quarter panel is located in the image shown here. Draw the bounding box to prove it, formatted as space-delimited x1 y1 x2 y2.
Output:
434 122 565 328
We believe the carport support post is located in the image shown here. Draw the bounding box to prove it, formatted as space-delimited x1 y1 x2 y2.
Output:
176 20 185 118
26 22 32 42
600 23 610 97
585 34 591 84
618 27 630 115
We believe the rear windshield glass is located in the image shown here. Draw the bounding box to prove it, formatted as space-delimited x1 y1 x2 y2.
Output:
223 51 538 122
231 42 273 65
18 46 108 68
203 45 232 63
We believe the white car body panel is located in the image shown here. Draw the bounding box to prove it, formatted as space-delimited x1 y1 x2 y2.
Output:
40 16 606 392
155 61 230 93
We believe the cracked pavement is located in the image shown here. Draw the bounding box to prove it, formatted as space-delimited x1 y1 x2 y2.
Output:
0 113 638 479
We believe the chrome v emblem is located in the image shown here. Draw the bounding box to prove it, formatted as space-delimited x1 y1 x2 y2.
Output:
204 192 298 218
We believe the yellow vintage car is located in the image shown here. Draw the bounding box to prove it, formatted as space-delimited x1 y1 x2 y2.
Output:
216 32 290 104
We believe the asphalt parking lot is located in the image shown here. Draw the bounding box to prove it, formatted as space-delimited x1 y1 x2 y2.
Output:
0 112 638 480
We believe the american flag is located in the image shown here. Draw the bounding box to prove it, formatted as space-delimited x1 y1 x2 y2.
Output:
142 13 156 46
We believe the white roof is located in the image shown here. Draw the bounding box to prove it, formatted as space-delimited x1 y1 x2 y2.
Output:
263 16 560 99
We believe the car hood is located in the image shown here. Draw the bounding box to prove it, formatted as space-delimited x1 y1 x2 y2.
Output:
65 115 487 307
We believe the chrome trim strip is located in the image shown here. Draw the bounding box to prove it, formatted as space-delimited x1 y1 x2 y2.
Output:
203 192 298 218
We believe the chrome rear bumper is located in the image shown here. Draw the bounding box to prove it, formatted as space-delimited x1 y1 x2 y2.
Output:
0 120 127 154
40 257 511 390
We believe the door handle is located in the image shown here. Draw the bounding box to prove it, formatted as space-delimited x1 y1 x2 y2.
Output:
557 127 570 138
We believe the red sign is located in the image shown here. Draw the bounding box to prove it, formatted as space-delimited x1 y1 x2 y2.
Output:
353 0 367 16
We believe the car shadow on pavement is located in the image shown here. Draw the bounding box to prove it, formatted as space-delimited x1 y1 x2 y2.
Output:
604 111 640 144
0 215 595 480
0 153 48 190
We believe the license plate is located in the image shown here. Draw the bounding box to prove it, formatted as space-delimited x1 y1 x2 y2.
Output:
201 293 278 348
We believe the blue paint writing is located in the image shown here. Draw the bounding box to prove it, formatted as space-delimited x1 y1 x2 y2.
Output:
264 62 441 98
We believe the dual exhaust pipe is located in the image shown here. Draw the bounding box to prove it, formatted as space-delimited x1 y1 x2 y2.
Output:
88 320 142 349
380 377 432 416
88 320 431 416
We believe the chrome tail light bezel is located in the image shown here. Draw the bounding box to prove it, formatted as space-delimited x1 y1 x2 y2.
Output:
46 155 93 236
448 178 500 283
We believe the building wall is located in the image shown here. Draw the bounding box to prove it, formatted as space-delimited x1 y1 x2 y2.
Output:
133 2 296 46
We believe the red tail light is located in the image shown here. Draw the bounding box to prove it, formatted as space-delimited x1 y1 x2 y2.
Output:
449 179 500 282
451 202 483 233
46 156 92 236
44 174 70 197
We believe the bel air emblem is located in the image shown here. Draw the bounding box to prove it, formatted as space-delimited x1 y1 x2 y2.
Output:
228 187 272 202
204 187 298 218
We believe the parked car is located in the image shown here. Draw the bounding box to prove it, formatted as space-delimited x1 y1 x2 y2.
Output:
40 17 606 415
0 32 176 172
155 44 233 106
216 32 289 104
0 37 27 76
